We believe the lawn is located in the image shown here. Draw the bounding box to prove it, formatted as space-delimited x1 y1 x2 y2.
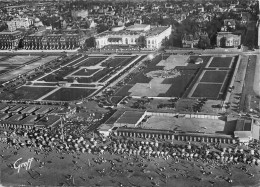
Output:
101 57 131 67
0 86 56 100
43 88 96 101
128 72 152 84
200 70 228 83
40 67 78 82
114 85 133 96
191 83 223 99
209 57 233 68
110 96 124 104
159 69 197 97
78 57 107 67
72 69 100 76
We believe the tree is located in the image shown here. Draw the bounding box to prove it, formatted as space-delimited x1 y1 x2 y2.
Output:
0 23 8 32
220 37 226 48
85 37 95 48
97 24 109 33
18 39 24 49
198 36 211 49
138 36 146 48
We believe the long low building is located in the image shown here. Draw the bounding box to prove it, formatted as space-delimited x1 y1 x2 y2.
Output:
95 24 172 50
98 110 259 144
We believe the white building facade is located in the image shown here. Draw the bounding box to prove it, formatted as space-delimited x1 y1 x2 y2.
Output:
95 24 172 50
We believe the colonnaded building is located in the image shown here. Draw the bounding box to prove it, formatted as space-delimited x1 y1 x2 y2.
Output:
0 28 96 50
95 24 172 50
23 29 90 50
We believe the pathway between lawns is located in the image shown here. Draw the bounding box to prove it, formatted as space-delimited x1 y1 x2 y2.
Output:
36 87 61 101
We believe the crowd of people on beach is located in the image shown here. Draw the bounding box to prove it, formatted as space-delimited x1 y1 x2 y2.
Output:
1 124 260 186
1 125 260 167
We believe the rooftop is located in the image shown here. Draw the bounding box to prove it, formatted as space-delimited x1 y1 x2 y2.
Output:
217 31 241 37
96 25 170 38
96 29 142 38
126 24 150 31
0 30 22 35
145 26 169 37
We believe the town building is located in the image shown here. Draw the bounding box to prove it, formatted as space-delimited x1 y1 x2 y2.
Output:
223 19 236 29
94 24 172 50
216 32 241 48
182 34 199 48
0 30 23 49
6 17 33 31
182 32 209 48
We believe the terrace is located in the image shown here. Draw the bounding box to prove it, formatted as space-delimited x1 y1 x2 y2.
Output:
141 115 227 135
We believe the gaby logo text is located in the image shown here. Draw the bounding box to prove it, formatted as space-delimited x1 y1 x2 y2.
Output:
13 158 33 173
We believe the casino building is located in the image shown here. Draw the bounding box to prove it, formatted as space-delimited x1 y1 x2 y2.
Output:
23 29 90 50
0 30 23 50
95 24 172 50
